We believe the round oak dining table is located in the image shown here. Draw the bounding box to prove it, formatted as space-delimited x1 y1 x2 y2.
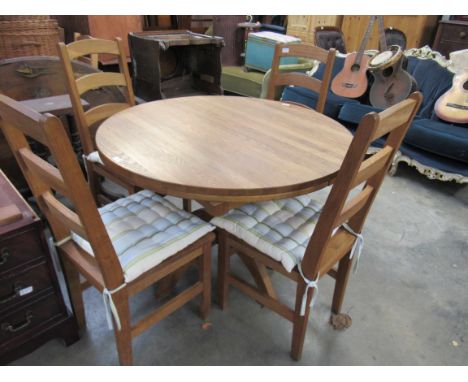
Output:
96 95 352 216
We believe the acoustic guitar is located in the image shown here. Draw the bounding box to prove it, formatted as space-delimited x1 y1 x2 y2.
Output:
435 70 468 124
331 16 376 98
368 17 416 108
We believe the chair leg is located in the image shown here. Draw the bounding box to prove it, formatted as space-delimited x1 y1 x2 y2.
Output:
199 242 212 320
217 230 230 310
112 291 133 366
291 281 312 361
331 253 353 315
61 255 86 331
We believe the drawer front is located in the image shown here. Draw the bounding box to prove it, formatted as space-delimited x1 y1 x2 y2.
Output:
441 24 468 43
0 292 62 344
0 262 53 313
0 229 45 274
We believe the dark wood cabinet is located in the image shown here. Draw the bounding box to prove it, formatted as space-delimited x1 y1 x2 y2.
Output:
0 171 79 364
433 20 468 58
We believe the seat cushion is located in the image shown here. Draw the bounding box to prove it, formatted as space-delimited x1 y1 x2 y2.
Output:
338 102 383 125
211 194 323 272
221 66 265 98
72 190 215 283
405 119 468 164
282 85 359 118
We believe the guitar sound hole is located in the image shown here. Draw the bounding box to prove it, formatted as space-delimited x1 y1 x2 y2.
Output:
382 67 394 77
351 64 360 72
463 81 468 91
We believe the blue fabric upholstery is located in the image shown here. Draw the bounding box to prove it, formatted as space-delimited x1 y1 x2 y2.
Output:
282 85 359 118
405 119 468 164
338 103 384 125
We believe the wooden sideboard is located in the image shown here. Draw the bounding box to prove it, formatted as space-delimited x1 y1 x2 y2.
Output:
433 20 468 58
286 16 343 44
0 171 78 364
341 16 439 51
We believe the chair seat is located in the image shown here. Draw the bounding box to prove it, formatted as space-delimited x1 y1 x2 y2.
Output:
211 194 323 272
72 190 215 282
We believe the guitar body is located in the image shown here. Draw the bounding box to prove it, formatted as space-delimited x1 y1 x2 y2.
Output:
331 52 371 98
369 47 415 108
435 70 468 124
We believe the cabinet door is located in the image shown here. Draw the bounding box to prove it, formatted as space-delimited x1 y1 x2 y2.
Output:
87 16 143 64
287 16 343 43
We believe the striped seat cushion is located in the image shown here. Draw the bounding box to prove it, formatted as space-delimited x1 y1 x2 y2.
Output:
211 194 323 272
72 190 215 282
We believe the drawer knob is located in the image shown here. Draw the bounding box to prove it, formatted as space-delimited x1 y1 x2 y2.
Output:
0 285 34 304
0 248 9 266
1 311 34 333
460 31 467 39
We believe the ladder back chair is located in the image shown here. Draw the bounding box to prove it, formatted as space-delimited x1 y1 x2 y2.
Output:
212 92 423 360
267 43 336 114
72 33 99 68
0 94 215 365
58 37 137 203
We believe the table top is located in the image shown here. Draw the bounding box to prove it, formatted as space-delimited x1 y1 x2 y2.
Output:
96 96 352 202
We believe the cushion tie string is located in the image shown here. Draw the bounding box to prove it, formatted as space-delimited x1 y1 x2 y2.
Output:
297 263 320 316
342 223 364 273
102 283 127 331
53 235 72 247
82 152 104 179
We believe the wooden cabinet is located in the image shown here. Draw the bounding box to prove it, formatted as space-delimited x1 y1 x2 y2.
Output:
341 16 439 52
52 16 143 64
0 171 78 364
286 16 343 44
433 20 468 58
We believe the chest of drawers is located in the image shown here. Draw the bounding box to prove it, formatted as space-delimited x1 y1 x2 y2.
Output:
0 171 78 364
433 20 468 58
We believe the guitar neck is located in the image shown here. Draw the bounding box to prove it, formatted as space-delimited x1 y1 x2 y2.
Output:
354 16 376 65
377 15 387 51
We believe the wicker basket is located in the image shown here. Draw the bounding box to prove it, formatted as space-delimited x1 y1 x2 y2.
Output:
0 19 60 59
0 16 50 21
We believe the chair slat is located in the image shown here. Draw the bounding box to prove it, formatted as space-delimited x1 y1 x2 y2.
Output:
274 73 322 94
18 148 70 198
66 38 120 60
41 192 88 240
277 43 329 63
372 98 418 140
0 95 47 145
84 102 130 127
351 146 394 188
333 185 374 229
76 72 127 95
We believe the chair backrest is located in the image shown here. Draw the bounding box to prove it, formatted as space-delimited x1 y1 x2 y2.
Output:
0 95 124 290
58 37 136 155
382 27 407 50
301 92 423 279
267 43 336 114
72 33 99 68
314 26 347 54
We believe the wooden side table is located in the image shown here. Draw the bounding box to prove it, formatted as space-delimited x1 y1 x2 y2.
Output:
0 171 79 364
128 30 224 101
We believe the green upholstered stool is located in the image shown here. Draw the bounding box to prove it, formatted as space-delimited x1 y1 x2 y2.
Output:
221 59 318 100
221 66 265 98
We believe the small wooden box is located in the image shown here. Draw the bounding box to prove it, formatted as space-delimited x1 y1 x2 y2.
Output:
245 31 301 72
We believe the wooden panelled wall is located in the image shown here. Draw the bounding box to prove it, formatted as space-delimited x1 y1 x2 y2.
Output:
287 15 439 50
